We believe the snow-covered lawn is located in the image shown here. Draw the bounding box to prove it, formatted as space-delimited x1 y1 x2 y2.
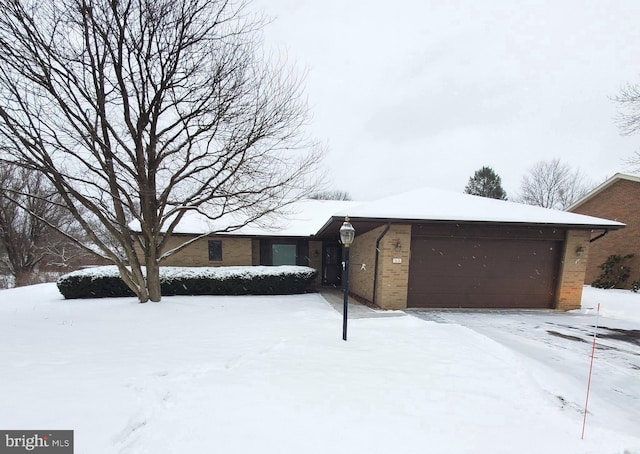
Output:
1 284 639 453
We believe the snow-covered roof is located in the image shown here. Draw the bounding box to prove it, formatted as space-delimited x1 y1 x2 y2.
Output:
137 187 623 237
566 172 640 211
332 187 624 228
165 199 358 237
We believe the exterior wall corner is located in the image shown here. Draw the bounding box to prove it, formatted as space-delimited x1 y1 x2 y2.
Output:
556 230 591 311
348 224 411 310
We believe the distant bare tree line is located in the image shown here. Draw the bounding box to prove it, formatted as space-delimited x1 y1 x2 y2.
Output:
515 159 595 210
0 164 91 286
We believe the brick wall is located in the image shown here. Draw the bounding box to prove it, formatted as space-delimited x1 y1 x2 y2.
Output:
376 225 411 310
160 235 253 266
349 226 379 302
349 224 411 310
159 235 320 273
570 179 639 288
555 230 591 311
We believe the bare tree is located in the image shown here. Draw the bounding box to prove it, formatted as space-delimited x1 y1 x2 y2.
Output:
614 81 640 170
0 165 86 286
516 159 594 210
0 0 322 302
309 190 352 201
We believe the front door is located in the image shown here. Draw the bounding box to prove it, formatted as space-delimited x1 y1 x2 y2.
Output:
322 243 342 286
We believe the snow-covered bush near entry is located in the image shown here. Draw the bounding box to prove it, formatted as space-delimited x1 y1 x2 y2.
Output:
57 266 318 299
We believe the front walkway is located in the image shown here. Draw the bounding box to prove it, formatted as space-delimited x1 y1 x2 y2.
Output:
320 288 406 319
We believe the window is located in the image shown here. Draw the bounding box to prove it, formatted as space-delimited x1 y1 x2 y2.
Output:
208 240 222 261
272 243 297 265
259 239 308 266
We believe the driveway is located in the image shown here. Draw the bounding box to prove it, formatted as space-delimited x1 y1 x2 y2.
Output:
410 309 640 439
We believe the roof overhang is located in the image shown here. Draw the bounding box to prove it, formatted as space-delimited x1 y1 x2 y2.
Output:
314 216 624 239
567 172 640 211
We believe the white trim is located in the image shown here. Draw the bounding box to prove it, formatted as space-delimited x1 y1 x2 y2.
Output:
566 173 640 211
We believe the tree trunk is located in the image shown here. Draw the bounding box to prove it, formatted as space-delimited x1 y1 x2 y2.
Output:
145 257 162 303
14 270 34 287
114 261 150 303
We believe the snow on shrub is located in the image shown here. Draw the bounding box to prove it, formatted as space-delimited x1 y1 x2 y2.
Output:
57 266 318 299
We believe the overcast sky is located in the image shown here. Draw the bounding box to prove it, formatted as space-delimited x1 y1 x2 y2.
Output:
253 0 640 201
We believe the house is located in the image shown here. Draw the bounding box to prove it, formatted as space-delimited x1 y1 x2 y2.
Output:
158 187 623 310
567 173 640 289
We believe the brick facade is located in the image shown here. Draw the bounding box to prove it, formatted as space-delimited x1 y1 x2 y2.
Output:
160 235 253 267
348 226 380 303
350 224 592 311
157 235 323 285
374 225 411 310
555 230 591 311
158 223 596 311
348 224 409 310
570 178 640 288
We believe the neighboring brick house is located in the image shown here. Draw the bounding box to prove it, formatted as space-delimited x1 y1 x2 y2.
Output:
567 173 640 288
154 187 622 311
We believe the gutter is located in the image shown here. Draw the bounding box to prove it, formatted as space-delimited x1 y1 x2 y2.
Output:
589 229 609 243
372 222 391 306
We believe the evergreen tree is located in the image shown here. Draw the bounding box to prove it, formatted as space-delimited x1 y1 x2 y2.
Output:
464 167 507 200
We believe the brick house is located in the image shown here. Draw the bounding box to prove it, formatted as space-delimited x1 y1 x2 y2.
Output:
567 173 640 288
157 187 622 310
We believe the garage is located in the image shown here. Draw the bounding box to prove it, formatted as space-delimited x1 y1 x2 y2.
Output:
407 224 564 309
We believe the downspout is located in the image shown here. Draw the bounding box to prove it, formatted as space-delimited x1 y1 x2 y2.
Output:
372 222 392 306
589 229 609 243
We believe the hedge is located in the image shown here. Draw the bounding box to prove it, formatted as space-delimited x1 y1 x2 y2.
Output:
57 266 318 299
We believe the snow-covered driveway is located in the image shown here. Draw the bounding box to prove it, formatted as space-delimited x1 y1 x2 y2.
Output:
410 286 640 440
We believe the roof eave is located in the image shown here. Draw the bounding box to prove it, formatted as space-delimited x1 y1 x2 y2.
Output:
567 172 640 211
314 216 624 237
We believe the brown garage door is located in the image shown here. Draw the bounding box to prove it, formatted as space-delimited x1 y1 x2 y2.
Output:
408 234 562 309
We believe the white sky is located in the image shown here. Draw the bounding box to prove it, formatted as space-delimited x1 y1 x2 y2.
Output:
253 0 640 200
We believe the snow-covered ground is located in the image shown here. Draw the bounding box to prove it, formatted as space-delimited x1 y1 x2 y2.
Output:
0 284 638 453
412 287 640 443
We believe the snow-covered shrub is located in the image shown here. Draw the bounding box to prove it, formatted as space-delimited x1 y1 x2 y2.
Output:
57 266 317 299
592 254 634 289
57 267 135 299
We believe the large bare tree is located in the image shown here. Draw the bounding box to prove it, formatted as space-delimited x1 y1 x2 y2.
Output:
614 81 640 170
516 159 594 210
0 165 86 286
0 0 322 302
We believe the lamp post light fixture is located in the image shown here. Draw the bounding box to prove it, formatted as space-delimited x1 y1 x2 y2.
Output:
339 216 356 341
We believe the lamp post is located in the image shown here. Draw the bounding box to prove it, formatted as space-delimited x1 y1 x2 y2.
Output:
339 216 355 341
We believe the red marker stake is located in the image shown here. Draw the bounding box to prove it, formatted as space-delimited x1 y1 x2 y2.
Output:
581 302 600 440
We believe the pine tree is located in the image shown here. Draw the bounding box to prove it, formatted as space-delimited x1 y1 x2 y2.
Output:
464 166 507 200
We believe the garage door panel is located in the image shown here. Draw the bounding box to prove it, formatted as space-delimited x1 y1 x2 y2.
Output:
408 237 561 309
411 292 556 309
